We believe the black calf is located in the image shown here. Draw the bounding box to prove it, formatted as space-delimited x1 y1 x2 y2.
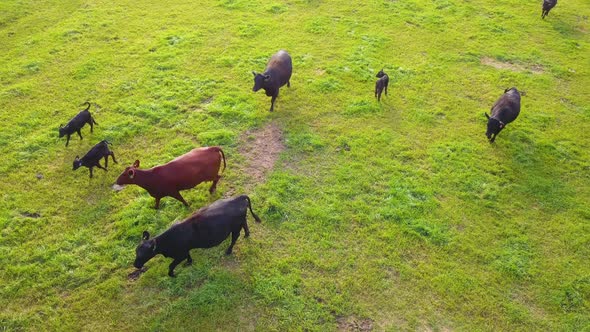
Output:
375 69 389 102
542 0 557 19
73 140 117 178
59 102 98 146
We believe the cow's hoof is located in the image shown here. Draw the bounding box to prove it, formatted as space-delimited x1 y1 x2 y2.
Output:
168 272 176 278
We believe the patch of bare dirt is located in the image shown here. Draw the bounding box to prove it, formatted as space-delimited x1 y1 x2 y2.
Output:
235 122 285 191
481 57 544 74
337 316 374 331
21 211 41 218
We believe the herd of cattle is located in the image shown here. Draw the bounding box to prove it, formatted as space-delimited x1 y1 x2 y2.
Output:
55 0 558 277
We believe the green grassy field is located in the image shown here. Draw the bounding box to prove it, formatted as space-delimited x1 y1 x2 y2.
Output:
1 0 589 330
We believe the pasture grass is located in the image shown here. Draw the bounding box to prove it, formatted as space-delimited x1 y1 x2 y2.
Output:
1 0 589 330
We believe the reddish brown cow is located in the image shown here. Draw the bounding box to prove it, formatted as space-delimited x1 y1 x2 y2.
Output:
115 147 226 209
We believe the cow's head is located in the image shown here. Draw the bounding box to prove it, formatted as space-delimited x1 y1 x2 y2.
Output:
58 125 67 138
252 71 270 92
134 231 157 269
376 68 386 78
72 156 83 170
116 160 140 185
485 113 504 142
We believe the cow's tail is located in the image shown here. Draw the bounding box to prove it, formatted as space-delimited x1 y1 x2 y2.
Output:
218 148 227 173
80 101 91 111
245 195 261 223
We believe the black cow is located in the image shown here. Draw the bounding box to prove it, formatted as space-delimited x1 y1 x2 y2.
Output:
542 0 557 19
73 140 117 178
59 102 98 146
485 87 521 143
133 195 262 277
375 69 389 102
252 50 292 112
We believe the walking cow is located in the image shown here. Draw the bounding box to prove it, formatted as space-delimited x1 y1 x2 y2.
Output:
252 50 292 112
132 195 262 277
485 87 522 143
375 69 389 102
59 102 98 147
115 147 226 209
73 140 117 178
542 0 557 19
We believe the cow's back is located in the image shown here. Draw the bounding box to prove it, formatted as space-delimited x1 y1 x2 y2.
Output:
266 50 292 87
155 147 222 190
491 92 521 124
187 196 248 247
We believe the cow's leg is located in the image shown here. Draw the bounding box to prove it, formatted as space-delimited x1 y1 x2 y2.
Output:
110 151 118 164
269 94 277 112
209 174 221 194
65 135 71 147
243 218 250 238
385 83 388 96
77 129 83 140
168 257 184 277
171 192 189 207
287 80 291 88
89 120 94 133
104 156 109 169
225 231 240 255
184 253 193 266
95 162 107 172
154 197 161 209
378 90 382 102
88 167 93 178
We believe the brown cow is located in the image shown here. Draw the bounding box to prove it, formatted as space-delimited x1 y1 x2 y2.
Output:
115 147 226 209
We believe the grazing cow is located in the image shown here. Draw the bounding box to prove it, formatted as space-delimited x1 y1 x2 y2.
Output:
73 140 117 178
133 195 262 277
375 68 389 102
115 147 226 209
59 102 98 147
252 50 292 112
542 0 557 19
485 87 521 143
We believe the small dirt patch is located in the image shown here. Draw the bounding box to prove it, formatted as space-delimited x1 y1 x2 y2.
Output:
236 122 285 190
481 57 544 74
337 316 374 331
21 212 41 218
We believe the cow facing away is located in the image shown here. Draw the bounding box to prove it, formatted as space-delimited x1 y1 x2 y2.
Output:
115 147 226 209
59 102 98 147
252 50 292 112
73 140 117 178
542 0 557 19
133 195 262 277
375 69 389 102
485 87 522 143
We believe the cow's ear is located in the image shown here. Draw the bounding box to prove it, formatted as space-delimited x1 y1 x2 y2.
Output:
75 155 79 160
142 231 150 240
133 160 140 168
264 74 270 81
128 169 135 179
484 113 490 119
252 71 257 76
